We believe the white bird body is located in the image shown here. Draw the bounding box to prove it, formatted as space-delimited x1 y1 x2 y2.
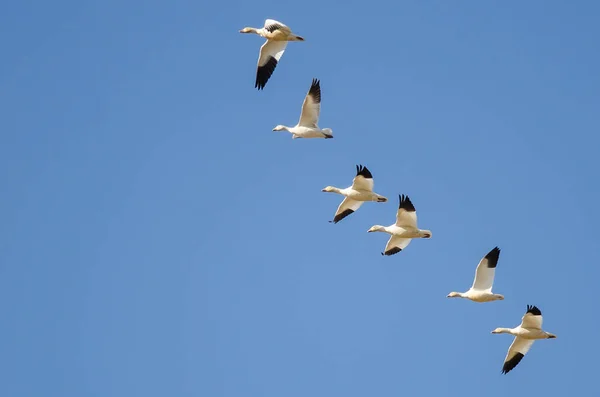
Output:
447 247 504 303
370 225 425 239
368 194 432 256
492 305 557 374
239 19 304 90
322 165 387 224
493 327 555 340
276 125 334 139
239 20 304 41
274 78 333 139
451 290 502 303
324 186 385 202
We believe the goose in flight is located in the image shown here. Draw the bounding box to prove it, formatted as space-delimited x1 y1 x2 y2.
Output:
239 19 304 90
447 247 504 302
492 305 557 374
322 165 388 223
367 195 431 256
273 78 333 139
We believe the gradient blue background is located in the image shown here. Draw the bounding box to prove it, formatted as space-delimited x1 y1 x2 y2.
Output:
1 1 599 396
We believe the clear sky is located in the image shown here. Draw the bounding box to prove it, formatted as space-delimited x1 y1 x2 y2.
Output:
1 1 599 396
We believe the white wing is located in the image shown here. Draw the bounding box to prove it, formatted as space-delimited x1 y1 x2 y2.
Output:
255 40 287 90
382 235 412 256
471 247 501 291
298 78 321 127
263 19 290 33
331 197 364 224
502 337 535 374
395 194 417 228
520 305 543 330
351 164 374 192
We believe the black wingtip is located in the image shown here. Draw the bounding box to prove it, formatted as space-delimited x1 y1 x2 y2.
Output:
485 246 501 268
526 305 542 316
264 23 283 33
501 353 524 374
332 209 354 224
355 164 373 179
398 194 416 212
383 247 402 256
255 57 278 90
308 78 321 103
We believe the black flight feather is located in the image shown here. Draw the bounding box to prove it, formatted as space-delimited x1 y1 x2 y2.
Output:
265 23 283 33
355 164 373 179
255 57 278 90
502 353 524 374
331 209 354 224
526 305 542 316
484 246 501 268
308 78 321 103
382 247 402 256
398 194 416 212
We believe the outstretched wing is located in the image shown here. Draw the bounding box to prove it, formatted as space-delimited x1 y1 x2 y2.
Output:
255 40 287 90
471 246 501 291
502 337 535 374
330 197 364 224
263 19 291 34
351 164 374 191
381 235 412 256
395 194 417 228
520 305 543 330
298 78 321 127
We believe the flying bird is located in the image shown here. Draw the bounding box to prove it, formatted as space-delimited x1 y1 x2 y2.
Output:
239 19 304 90
322 165 388 223
367 194 432 256
273 78 333 139
447 247 504 302
492 305 557 374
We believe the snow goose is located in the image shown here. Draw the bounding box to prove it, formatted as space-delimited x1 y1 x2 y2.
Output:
367 195 431 256
446 247 504 302
273 78 333 139
492 305 557 374
322 165 388 223
239 19 304 90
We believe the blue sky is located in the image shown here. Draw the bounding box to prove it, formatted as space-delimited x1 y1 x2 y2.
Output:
1 1 599 396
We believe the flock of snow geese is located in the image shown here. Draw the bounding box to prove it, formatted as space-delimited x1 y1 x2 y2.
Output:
239 18 557 375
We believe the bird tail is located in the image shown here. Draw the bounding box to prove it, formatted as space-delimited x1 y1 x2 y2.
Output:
322 128 333 139
289 34 305 41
